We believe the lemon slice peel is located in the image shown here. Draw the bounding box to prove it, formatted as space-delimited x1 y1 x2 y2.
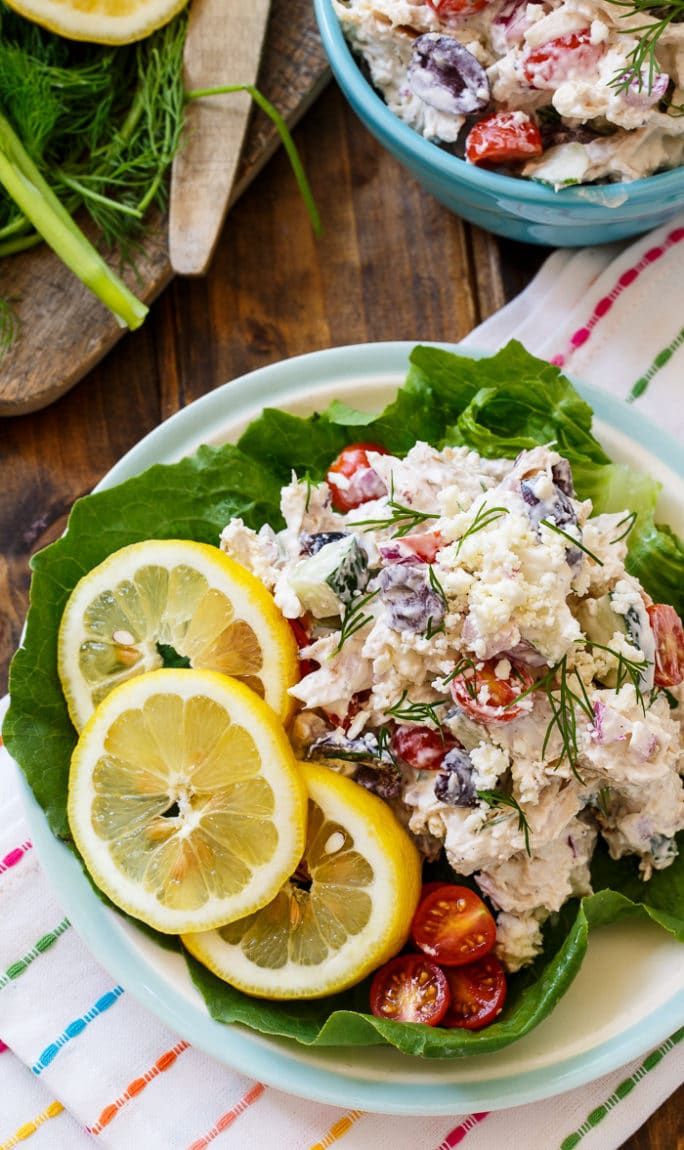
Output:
68 668 308 935
3 0 190 44
183 762 422 998
58 539 298 730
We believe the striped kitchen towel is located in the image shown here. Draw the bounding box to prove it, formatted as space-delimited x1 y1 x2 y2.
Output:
0 724 681 1150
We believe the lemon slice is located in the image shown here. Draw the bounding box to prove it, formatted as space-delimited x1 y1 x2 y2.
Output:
68 668 308 934
58 539 298 730
3 0 189 44
183 763 422 999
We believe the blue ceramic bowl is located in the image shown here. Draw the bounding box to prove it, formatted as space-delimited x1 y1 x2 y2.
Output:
314 0 684 246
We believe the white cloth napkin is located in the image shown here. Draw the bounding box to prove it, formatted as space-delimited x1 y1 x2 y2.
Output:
2 217 684 1150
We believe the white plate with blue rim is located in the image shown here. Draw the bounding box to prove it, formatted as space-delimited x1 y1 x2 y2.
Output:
11 343 684 1115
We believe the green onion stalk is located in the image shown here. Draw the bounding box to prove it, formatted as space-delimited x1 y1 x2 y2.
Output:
0 112 148 329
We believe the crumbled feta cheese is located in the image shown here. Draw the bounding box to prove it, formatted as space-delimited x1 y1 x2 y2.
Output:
220 519 280 587
469 742 509 788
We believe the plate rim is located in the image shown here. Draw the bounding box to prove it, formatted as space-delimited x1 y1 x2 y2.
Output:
11 341 684 1116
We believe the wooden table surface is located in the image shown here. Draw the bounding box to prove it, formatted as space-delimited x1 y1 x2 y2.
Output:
0 82 680 1148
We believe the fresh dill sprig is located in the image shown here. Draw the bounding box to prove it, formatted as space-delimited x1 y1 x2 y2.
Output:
544 659 588 784
425 616 446 640
442 656 479 691
0 110 148 328
0 16 186 330
477 789 532 856
302 473 314 514
455 504 509 555
610 510 638 544
506 655 590 782
605 0 684 111
351 476 437 538
539 519 604 565
0 15 189 255
583 638 650 704
423 566 448 639
334 588 379 652
427 564 447 605
376 724 398 764
384 690 449 728
504 638 649 780
0 6 322 333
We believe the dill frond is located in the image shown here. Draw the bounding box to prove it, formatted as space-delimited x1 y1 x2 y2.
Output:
605 0 684 111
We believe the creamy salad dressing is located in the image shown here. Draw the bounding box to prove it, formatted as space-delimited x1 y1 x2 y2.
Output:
334 0 684 185
220 440 684 973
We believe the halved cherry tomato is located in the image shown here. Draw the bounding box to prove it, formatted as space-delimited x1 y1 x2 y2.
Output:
369 954 451 1025
327 442 388 513
443 954 507 1030
288 617 310 649
288 617 317 679
647 604 684 688
449 658 533 723
428 0 489 14
391 725 456 770
410 884 496 966
523 30 604 90
466 111 543 166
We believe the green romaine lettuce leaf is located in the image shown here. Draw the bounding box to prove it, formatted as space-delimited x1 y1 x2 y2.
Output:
185 896 590 1055
410 341 610 465
3 341 683 1058
569 461 660 517
626 516 684 618
238 409 349 484
185 847 683 1054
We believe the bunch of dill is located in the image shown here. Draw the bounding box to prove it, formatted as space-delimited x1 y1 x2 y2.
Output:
0 4 188 260
0 5 320 348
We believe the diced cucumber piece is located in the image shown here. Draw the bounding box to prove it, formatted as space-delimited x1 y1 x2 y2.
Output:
528 143 590 189
289 535 369 618
620 598 655 690
576 592 655 689
576 594 627 647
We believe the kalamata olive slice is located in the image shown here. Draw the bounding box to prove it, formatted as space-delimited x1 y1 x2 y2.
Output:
300 531 348 555
408 34 490 117
378 563 444 634
434 747 477 806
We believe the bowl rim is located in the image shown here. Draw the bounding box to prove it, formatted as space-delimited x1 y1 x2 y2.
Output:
314 0 684 207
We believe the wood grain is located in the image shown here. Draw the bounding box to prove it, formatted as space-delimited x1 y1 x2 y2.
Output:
0 0 330 416
168 0 271 274
0 73 677 1150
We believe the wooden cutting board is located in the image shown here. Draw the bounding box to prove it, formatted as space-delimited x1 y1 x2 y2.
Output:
0 0 330 417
